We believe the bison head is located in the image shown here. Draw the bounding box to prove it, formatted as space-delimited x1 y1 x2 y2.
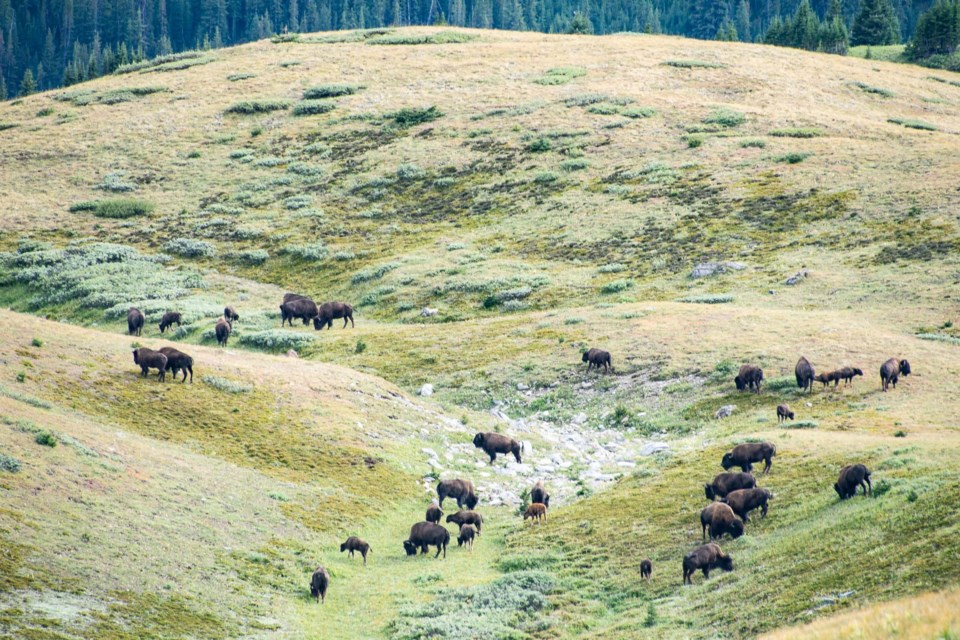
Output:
720 453 735 470
581 351 589 363
132 349 140 364
543 494 550 508
312 316 324 330
729 520 745 539
465 494 479 510
402 540 418 556
339 543 347 552
834 482 847 500
853 368 863 377
704 484 717 501
900 360 911 375
445 514 458 524
718 555 734 572
473 433 485 448
734 376 745 391
786 410 795 420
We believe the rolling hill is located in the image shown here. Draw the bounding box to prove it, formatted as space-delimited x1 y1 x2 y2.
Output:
1 27 959 639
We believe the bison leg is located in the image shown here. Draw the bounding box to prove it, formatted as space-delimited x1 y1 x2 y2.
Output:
489 452 496 464
702 567 710 579
761 503 768 518
349 315 355 328
512 450 522 463
763 458 772 474
702 523 708 540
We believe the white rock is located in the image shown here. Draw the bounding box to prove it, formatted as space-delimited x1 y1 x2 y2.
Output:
640 442 670 456
419 384 434 397
715 405 736 419
517 383 530 391
420 307 439 317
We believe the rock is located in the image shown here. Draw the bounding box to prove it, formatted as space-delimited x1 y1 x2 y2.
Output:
286 349 299 358
785 269 809 285
571 413 587 425
715 405 736 419
419 383 434 397
691 262 747 278
420 307 438 317
522 440 533 455
617 461 636 468
517 383 530 391
640 442 670 456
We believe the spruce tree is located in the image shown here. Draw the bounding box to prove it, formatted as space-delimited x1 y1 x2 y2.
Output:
906 0 959 59
568 11 593 33
19 69 37 97
851 0 900 45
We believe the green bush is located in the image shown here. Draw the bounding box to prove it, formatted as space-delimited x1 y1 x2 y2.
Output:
94 172 136 193
303 84 363 99
598 263 626 273
677 293 734 303
355 338 367 354
287 162 324 176
227 73 256 81
388 106 442 127
238 330 317 352
396 163 425 180
352 262 400 284
79 198 155 219
292 100 336 116
560 158 590 171
114 50 206 74
283 196 312 210
367 31 476 45
31 338 43 347
230 249 269 265
35 431 58 447
534 66 586 85
534 171 559 184
686 134 704 148
740 139 767 148
851 82 895 97
564 93 632 107
0 122 19 132
770 127 823 138
283 242 328 261
776 152 812 164
224 100 291 115
527 137 552 152
36 107 54 117
202 376 252 394
662 59 725 68
887 117 938 131
782 420 818 429
704 108 746 127
0 454 21 473
601 279 634 294
622 106 656 118
164 238 216 258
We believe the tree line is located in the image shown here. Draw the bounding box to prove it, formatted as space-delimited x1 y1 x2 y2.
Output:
0 0 955 98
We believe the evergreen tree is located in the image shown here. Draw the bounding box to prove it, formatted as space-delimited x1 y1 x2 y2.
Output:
568 10 593 33
0 73 7 100
19 68 37 96
792 0 820 49
41 30 57 89
690 0 730 40
735 0 750 41
906 0 959 59
851 0 901 45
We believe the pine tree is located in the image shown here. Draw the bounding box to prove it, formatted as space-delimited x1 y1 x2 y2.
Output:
851 0 900 45
792 0 821 49
690 0 730 40
19 69 37 96
906 0 959 59
568 10 593 33
0 73 7 100
717 18 739 40
735 0 750 41
41 30 57 90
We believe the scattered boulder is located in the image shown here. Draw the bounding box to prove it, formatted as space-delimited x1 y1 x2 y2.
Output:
715 405 736 419
640 442 670 456
420 307 439 317
419 384 434 397
785 269 809 285
690 262 747 278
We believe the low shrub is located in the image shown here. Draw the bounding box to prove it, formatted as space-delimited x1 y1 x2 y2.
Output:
915 333 960 345
662 59 725 68
887 117 938 131
283 242 328 261
228 73 256 81
333 251 356 261
355 338 367 354
224 100 290 115
278 60 300 67
303 84 363 99
621 106 656 118
202 375 252 393
31 338 43 347
776 152 812 164
283 196 312 210
446 242 466 251
292 100 336 116
598 263 626 273
0 122 19 131
94 171 136 193
533 171 559 184
564 93 632 107
587 103 622 115
238 330 317 352
527 137 552 152
36 107 55 117
851 82 894 97
686 134 704 148
69 201 99 212
230 249 269 265
560 158 589 171
388 106 442 128
782 420 818 429
367 31 475 45
704 108 745 127
287 162 324 176
352 262 400 284
677 293 734 303
396 163 425 180
0 454 21 473
35 431 58 447
769 128 823 138
76 198 154 219
534 66 586 85
164 238 216 258
740 139 766 148
114 51 206 74
601 279 634 294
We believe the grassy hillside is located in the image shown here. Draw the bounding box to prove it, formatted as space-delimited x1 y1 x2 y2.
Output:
1 27 960 639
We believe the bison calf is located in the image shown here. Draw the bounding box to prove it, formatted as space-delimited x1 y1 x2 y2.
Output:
835 463 872 499
530 480 550 508
582 348 612 373
158 311 182 334
340 536 371 565
640 559 652 580
425 503 443 524
446 510 483 535
700 502 744 540
704 472 756 501
837 366 863 386
721 442 776 474
310 566 329 603
721 488 772 523
523 502 547 524
457 524 477 550
403 522 449 559
880 358 911 392
127 307 144 336
132 348 167 382
437 479 478 510
473 432 523 464
777 404 794 423
682 543 733 584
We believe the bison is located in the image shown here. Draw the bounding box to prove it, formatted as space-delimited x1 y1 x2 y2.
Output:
313 301 355 330
880 358 911 392
700 502 744 540
837 366 864 386
280 296 319 327
215 318 231 347
473 432 523 464
158 347 193 383
640 559 652 580
835 463 872 499
682 543 733 584
127 307 144 336
523 502 547 524
425 503 443 524
132 348 167 382
734 364 764 394
457 524 477 550
814 372 834 388
158 311 182 334
340 536 371 565
437 479 478 510
309 566 329 603
530 480 550 508
776 404 795 423
446 510 483 535
795 356 815 393
704 472 756 501
223 306 240 322
403 522 450 559
721 488 772 523
721 442 776 474
582 348 612 373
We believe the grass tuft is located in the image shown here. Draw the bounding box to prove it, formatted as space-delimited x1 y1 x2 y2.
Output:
887 117 938 131
224 100 290 115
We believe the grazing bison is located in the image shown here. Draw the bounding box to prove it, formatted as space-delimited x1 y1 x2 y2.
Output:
795 357 815 393
837 366 864 386
473 432 523 464
582 348 612 373
880 358 911 392
310 566 329 603
340 536 371 565
158 347 194 383
640 559 652 580
127 307 144 336
215 318 231 347
313 301 355 330
457 524 477 550
523 502 548 524
425 503 443 524
682 543 733 585
280 296 319 327
700 502 744 540
814 372 833 388
704 472 756 501
223 306 239 322
721 488 772 523
530 480 550 508
437 479 478 510
835 464 872 499
446 510 483 535
734 364 764 394
158 311 182 334
721 442 776 474
132 348 167 382
777 404 795 423
403 522 450 559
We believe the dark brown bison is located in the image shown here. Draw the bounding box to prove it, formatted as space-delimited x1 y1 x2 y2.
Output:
446 510 483 535
700 502 745 540
132 348 167 381
530 480 550 508
640 559 652 580
309 566 329 603
158 347 193 383
223 306 240 322
777 404 794 423
582 348 612 372
473 432 523 464
682 543 733 584
403 522 449 558
837 366 864 386
158 311 182 334
425 503 443 524
721 442 776 474
835 464 872 499
340 536 371 565
437 479 478 510
721 488 772 523
704 472 756 501
734 364 764 393
457 524 477 550
215 318 231 347
280 296 319 327
313 301 355 330
127 307 144 336
795 356 815 393
523 502 547 524
880 358 911 392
